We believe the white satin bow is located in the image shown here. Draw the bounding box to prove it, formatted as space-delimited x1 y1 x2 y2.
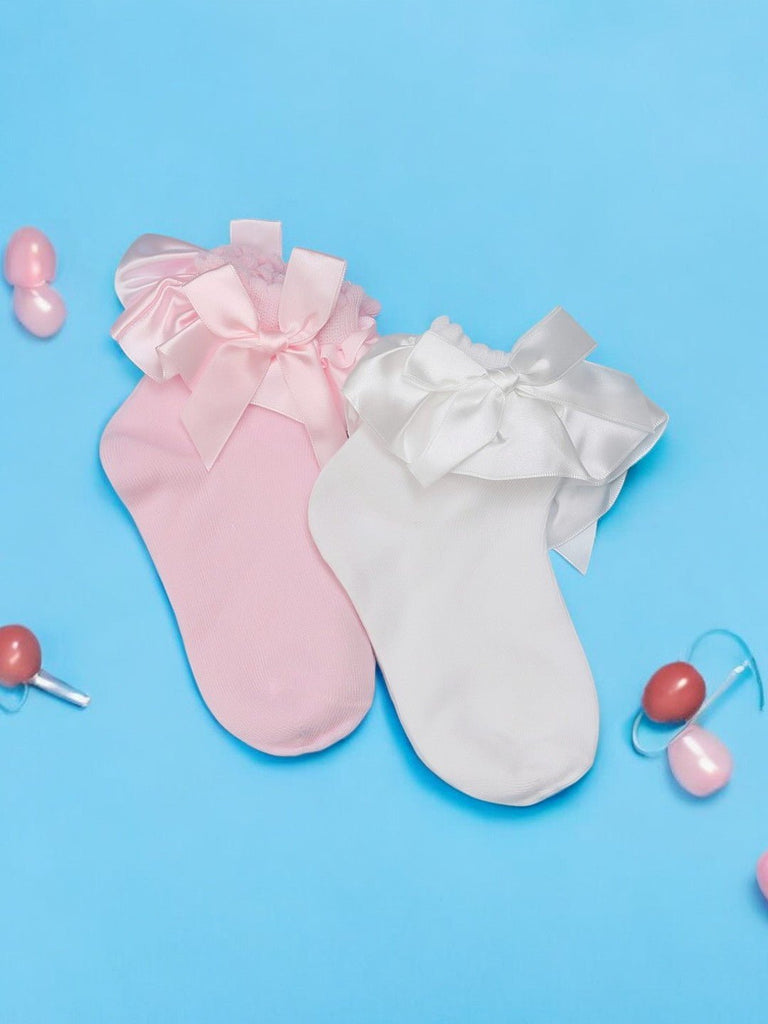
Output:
344 310 668 571
394 308 595 485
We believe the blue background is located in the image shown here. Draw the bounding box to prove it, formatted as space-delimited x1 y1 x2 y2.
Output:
1 2 766 1020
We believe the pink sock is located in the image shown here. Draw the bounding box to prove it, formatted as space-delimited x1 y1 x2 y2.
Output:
100 220 379 755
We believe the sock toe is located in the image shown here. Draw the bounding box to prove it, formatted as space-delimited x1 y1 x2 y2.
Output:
415 707 598 805
201 659 375 757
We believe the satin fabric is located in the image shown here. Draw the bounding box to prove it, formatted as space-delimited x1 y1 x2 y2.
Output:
111 220 374 469
344 311 668 572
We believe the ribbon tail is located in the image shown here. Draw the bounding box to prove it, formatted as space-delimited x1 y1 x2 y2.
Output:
279 248 346 338
278 347 347 466
554 522 597 574
181 346 272 469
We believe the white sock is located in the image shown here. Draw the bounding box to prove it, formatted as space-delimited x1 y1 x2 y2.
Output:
309 311 667 805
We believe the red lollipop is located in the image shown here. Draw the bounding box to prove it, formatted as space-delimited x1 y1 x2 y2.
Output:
0 625 90 707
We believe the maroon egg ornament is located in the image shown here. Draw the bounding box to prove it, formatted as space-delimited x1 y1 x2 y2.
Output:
641 661 706 723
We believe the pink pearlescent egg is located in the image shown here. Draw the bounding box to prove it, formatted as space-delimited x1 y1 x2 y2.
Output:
757 851 768 901
13 284 66 338
4 227 57 288
667 724 733 797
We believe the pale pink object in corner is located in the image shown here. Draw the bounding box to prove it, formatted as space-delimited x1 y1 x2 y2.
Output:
756 851 768 901
100 220 378 755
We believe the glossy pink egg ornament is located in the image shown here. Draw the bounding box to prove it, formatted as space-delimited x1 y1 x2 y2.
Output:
757 852 768 902
4 227 66 338
667 724 733 797
632 629 763 799
4 227 57 287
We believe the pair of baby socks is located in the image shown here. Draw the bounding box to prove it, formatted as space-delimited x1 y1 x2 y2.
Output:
101 221 667 804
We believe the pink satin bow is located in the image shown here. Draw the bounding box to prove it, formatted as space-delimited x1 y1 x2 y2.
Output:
113 233 350 469
180 249 347 468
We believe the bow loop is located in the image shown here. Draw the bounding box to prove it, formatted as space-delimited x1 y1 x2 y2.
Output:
403 329 488 392
397 330 510 485
183 263 261 344
405 379 504 486
506 307 596 385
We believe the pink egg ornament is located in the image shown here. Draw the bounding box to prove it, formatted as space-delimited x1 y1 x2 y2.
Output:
757 851 768 902
12 283 67 338
3 226 57 288
667 724 733 797
642 660 706 723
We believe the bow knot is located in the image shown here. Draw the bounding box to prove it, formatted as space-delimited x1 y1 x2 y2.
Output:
486 367 521 394
251 329 290 355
